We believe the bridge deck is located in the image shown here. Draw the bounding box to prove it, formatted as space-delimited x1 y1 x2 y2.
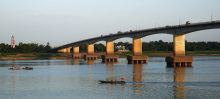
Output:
51 20 220 51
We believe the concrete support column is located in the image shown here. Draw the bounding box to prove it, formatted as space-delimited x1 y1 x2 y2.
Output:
102 40 119 63
174 34 185 56
87 43 94 54
73 46 79 54
59 47 71 53
84 44 98 60
133 37 142 56
72 46 81 59
58 49 65 53
106 40 114 55
166 33 193 67
66 47 72 53
127 38 148 64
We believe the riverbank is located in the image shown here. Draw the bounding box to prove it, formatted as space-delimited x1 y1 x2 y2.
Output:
0 57 70 60
0 53 71 60
115 51 220 57
1 51 220 60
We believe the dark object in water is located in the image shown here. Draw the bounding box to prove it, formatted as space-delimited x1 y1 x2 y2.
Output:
99 80 125 84
9 67 21 70
22 67 33 70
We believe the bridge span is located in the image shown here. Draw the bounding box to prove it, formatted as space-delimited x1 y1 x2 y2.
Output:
51 20 220 67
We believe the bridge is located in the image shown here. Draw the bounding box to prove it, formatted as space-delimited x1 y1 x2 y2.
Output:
51 20 220 67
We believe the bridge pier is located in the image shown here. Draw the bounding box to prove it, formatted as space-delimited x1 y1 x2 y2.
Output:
58 49 65 53
84 43 98 60
58 47 72 53
166 34 193 67
102 40 119 62
72 46 81 59
127 37 148 64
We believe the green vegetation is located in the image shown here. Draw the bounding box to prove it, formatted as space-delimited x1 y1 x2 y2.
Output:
115 40 220 51
34 53 61 57
186 51 220 55
79 44 87 52
79 43 106 52
20 53 61 57
1 40 220 58
0 53 61 58
116 51 220 57
0 42 51 53
77 40 220 57
115 51 173 57
0 42 53 57
94 43 106 52
0 53 17 56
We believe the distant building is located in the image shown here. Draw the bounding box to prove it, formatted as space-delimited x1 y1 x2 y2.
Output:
116 45 129 52
116 45 125 50
11 36 15 48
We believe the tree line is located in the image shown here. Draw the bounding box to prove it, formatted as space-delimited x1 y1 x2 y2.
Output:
1 40 220 53
79 40 220 52
0 42 51 53
79 43 106 52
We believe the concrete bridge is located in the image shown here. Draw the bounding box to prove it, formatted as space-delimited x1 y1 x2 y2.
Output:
51 20 220 67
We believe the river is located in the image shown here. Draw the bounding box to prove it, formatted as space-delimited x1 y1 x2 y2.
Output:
0 56 220 99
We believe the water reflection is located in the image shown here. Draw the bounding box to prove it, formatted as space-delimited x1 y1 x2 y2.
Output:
106 62 114 66
174 67 186 99
133 64 143 97
1 57 220 99
74 59 80 65
87 60 94 65
12 60 16 67
11 76 15 94
118 59 127 64
10 61 16 93
106 62 115 81
66 59 72 65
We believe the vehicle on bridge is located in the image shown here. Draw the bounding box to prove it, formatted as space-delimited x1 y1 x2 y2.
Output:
117 31 123 34
186 21 191 25
166 25 171 28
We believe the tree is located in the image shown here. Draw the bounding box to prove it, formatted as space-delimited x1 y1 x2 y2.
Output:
45 42 52 52
94 43 106 52
79 44 87 52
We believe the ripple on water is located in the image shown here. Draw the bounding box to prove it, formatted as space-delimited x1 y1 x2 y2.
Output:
1 57 220 99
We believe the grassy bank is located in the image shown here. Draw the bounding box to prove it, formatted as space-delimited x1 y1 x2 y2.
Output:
0 53 62 58
115 51 220 57
115 51 173 57
186 51 220 55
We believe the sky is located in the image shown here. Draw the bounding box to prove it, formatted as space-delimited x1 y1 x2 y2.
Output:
0 0 220 47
